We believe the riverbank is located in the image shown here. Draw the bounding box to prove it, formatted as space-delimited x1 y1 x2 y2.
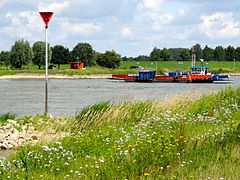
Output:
0 73 112 80
0 72 239 80
0 87 239 179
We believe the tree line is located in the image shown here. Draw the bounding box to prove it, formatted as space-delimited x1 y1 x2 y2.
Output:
1 40 239 70
123 44 240 62
0 39 121 69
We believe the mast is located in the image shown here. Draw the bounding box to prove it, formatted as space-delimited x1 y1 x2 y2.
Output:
192 46 196 66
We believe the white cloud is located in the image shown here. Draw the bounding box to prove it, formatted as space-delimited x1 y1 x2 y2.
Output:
38 1 70 14
2 11 42 39
61 22 102 36
199 12 240 39
121 27 132 37
0 0 8 7
137 0 164 12
152 13 174 31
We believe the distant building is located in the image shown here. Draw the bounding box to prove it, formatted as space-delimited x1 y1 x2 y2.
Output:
69 62 85 70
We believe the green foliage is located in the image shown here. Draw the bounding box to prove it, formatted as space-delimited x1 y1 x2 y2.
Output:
10 39 33 69
0 113 16 124
150 47 162 61
0 88 240 179
235 47 240 61
72 43 95 66
32 41 52 69
193 43 202 60
51 45 70 69
150 47 172 61
202 45 214 61
225 45 236 61
178 48 191 61
96 50 122 69
214 46 225 61
0 51 10 67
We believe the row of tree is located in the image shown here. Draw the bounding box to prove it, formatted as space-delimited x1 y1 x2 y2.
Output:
1 40 239 70
123 44 240 62
0 39 122 69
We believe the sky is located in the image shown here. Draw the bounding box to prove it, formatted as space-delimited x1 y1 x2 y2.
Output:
1 0 240 57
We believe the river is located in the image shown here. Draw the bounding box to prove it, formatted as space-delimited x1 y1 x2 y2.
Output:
0 77 240 117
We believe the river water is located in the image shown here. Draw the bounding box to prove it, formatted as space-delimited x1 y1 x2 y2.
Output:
0 77 240 117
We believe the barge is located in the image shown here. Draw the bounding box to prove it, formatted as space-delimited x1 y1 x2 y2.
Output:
112 47 231 83
112 66 231 83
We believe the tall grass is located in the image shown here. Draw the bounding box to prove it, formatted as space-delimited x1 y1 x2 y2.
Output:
0 113 15 124
0 87 239 179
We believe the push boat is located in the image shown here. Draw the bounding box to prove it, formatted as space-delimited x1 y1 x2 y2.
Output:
111 66 231 83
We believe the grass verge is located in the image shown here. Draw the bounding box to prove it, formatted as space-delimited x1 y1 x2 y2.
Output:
0 87 239 179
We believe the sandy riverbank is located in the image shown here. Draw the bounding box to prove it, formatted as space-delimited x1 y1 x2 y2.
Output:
0 73 239 80
0 73 112 80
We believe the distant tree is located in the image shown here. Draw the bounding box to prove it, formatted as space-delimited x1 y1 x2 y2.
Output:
202 45 214 61
161 48 172 61
134 55 149 61
10 39 33 69
179 48 191 61
51 45 69 69
213 46 225 61
235 47 240 61
193 44 202 60
32 41 52 69
168 48 182 60
72 43 94 66
150 47 162 61
96 50 122 69
0 51 10 68
225 45 236 61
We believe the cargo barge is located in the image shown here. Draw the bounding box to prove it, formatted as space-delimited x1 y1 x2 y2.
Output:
112 66 231 83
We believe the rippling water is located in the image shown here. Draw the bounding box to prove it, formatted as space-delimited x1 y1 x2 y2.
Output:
0 77 240 117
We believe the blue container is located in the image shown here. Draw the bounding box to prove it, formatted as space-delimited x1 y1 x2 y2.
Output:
137 70 156 81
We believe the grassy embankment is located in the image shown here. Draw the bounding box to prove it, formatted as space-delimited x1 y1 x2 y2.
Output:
0 61 240 76
0 87 240 179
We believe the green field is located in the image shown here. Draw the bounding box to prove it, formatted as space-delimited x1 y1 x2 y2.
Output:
121 61 240 73
0 87 240 179
0 61 240 76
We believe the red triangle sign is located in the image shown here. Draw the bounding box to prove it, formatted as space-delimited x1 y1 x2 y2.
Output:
39 12 54 28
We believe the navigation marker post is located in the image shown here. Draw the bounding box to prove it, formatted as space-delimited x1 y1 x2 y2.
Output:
39 12 54 116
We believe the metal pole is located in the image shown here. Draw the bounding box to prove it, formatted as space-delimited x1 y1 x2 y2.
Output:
155 61 157 72
44 26 48 116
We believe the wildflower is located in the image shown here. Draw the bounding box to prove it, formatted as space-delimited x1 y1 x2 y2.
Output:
99 157 105 163
64 174 70 179
42 146 51 151
144 173 150 176
147 140 152 144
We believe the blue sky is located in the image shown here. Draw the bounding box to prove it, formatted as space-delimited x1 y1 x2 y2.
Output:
1 0 240 57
